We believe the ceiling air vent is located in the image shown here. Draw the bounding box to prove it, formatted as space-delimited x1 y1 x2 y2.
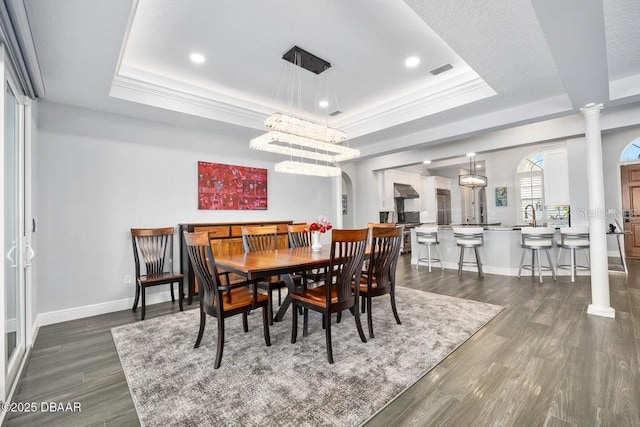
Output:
329 110 343 116
430 63 453 76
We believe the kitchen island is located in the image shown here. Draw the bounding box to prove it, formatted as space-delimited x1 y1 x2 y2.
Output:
410 225 589 277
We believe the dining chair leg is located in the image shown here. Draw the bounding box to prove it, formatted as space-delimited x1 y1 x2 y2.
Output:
291 302 298 344
303 308 309 337
390 290 401 325
132 282 140 311
141 287 146 320
262 306 271 346
242 312 248 333
170 283 175 303
545 249 557 280
214 316 225 369
361 296 366 313
367 296 374 339
458 247 464 275
336 311 342 323
178 281 184 311
194 305 206 348
278 288 282 305
326 314 334 364
354 305 367 344
322 314 326 330
267 290 274 326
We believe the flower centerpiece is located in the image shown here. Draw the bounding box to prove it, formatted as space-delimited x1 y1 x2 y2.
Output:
308 215 332 251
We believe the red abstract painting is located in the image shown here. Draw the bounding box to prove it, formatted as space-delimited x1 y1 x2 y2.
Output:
198 162 268 210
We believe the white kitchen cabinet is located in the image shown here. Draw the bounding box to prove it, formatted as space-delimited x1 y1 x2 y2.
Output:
376 171 394 210
543 148 570 206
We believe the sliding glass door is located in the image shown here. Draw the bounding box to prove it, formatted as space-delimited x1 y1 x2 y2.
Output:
2 48 27 397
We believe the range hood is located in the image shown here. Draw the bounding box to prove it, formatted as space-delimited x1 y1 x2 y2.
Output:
394 183 420 199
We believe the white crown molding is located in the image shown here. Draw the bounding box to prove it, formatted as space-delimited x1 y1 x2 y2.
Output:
340 77 496 138
110 75 267 130
610 73 640 101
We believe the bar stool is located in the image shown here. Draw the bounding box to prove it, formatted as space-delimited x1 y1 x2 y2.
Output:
415 226 444 272
556 226 590 282
453 227 484 278
517 227 557 284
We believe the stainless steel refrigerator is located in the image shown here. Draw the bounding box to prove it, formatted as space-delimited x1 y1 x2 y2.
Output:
436 189 451 225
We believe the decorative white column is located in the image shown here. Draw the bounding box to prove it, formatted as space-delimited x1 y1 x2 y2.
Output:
580 103 615 318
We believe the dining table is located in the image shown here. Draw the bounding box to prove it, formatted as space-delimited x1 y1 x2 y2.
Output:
214 246 334 322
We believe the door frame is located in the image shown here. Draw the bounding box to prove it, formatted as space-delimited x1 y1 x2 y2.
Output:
619 161 640 258
0 43 32 402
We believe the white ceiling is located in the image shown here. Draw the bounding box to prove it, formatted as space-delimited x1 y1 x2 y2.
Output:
23 0 640 160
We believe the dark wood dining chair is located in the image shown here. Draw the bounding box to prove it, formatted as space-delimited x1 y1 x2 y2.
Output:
287 223 324 284
358 226 403 338
131 227 183 320
184 231 270 369
290 228 369 364
241 225 287 324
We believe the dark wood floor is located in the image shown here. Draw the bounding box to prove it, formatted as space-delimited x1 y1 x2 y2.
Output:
6 255 640 426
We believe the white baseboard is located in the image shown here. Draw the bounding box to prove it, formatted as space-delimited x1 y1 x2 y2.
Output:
35 290 175 327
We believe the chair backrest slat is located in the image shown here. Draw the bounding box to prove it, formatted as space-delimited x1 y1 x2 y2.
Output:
131 227 174 277
328 229 368 303
367 227 403 291
288 223 311 248
242 225 278 253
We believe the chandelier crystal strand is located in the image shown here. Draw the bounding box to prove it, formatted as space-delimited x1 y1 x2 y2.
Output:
275 161 341 177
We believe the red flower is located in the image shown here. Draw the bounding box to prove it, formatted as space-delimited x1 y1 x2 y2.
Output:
326 224 333 230
309 223 319 231
320 226 327 233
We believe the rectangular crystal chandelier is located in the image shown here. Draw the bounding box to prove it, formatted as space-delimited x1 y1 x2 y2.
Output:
249 46 359 177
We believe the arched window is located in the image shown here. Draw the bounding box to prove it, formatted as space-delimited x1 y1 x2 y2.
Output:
516 152 544 221
620 138 640 161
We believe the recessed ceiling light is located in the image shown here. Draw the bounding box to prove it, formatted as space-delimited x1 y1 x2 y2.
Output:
190 53 206 64
423 160 432 164
318 100 329 108
405 56 420 68
466 152 476 157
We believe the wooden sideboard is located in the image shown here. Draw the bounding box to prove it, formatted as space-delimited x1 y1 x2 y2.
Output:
179 220 293 304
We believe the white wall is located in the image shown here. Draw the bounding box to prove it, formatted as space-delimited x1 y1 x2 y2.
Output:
36 102 335 316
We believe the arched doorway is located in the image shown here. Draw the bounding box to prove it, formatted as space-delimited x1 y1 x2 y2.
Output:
341 172 354 228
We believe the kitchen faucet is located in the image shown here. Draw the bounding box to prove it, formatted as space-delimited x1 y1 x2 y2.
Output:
524 204 537 227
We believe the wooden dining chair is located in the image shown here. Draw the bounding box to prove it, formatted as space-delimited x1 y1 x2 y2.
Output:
131 227 184 320
287 223 324 284
184 231 270 369
358 227 403 338
241 225 287 324
290 228 369 364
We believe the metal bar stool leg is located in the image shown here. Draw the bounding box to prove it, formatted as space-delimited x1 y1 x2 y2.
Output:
544 248 557 280
570 248 576 283
458 247 464 275
474 247 483 278
536 249 543 284
427 244 432 272
518 248 527 278
416 243 422 270
435 244 445 272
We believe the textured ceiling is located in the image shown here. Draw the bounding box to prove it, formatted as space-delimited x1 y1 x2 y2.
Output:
603 0 640 80
22 0 640 159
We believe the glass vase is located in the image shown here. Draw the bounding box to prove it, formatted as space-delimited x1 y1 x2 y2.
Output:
311 231 322 252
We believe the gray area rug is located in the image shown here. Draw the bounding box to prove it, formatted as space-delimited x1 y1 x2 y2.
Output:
112 287 503 426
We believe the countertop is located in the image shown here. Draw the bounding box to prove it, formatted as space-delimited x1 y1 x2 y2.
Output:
417 224 561 231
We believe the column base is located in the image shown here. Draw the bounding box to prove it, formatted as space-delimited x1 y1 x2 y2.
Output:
587 304 615 318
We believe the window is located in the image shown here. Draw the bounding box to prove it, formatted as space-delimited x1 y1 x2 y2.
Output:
620 139 640 162
516 152 544 222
